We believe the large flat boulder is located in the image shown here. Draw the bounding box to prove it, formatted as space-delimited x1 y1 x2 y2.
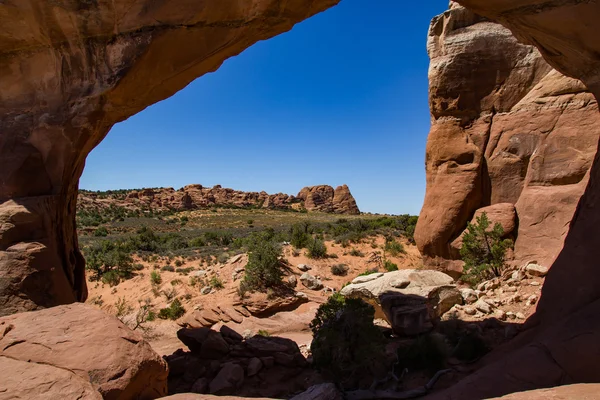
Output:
341 270 461 336
0 303 168 399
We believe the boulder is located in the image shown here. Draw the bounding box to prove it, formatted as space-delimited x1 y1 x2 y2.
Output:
247 357 263 376
0 303 168 399
0 356 103 400
351 273 384 284
341 270 461 336
297 264 312 272
208 363 245 395
414 2 600 271
490 384 600 399
300 272 324 290
290 383 343 400
525 263 549 277
177 328 230 359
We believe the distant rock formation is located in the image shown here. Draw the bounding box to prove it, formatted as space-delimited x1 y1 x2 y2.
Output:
78 184 360 215
414 3 600 269
296 184 360 215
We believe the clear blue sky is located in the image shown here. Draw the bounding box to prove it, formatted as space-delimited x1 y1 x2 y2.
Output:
80 0 449 215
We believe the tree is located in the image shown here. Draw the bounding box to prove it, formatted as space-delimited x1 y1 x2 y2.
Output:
460 212 513 284
242 240 284 292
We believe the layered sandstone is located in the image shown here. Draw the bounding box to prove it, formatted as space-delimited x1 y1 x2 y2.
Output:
414 3 600 269
78 183 360 214
0 303 168 399
0 0 341 314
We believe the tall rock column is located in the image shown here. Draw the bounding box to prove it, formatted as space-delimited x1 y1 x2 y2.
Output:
0 0 340 315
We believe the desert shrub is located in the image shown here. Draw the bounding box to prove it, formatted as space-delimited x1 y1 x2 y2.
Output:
310 294 386 388
158 299 185 320
241 240 284 292
161 265 175 272
189 237 206 247
384 260 398 272
170 279 182 286
349 248 365 257
307 238 328 259
290 223 311 249
358 268 379 277
460 212 513 285
174 259 183 267
102 270 121 286
150 270 162 285
395 333 449 374
257 329 270 337
134 263 144 271
84 240 134 283
93 227 109 237
217 252 230 264
330 264 349 276
162 287 177 301
247 219 254 225
385 239 405 257
210 276 224 290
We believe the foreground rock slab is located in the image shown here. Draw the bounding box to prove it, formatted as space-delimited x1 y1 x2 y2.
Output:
0 303 168 399
341 270 461 335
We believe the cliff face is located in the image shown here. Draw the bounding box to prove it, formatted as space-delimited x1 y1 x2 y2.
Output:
0 0 340 315
414 3 600 270
78 184 360 214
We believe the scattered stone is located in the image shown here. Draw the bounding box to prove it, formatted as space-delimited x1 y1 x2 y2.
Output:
475 299 492 314
526 295 538 306
295 292 308 300
246 357 263 376
288 275 298 287
516 312 526 320
464 307 476 315
220 325 243 342
494 309 507 321
201 286 212 295
300 272 323 290
209 363 244 395
530 281 541 286
297 264 312 272
506 311 516 320
192 270 207 277
460 288 478 304
504 286 518 293
525 263 549 277
511 270 525 281
242 330 253 339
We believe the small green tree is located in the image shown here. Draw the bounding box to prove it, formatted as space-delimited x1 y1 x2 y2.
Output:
310 294 386 388
242 240 284 292
460 212 513 284
307 238 328 259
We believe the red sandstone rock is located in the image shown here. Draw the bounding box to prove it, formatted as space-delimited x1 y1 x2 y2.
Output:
0 303 168 399
414 3 600 270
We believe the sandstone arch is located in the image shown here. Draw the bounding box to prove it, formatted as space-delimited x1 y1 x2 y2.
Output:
2 0 600 397
0 0 340 315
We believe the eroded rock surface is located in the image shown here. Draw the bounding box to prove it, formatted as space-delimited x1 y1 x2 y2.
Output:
296 185 360 214
414 3 600 269
79 183 360 214
341 270 461 335
0 0 341 315
0 303 168 399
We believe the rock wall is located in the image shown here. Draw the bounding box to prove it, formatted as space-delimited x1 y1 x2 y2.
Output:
414 3 600 270
425 1 600 399
0 0 340 315
79 184 360 214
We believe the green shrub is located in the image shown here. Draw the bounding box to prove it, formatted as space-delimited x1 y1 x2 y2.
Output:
210 276 224 290
358 268 379 277
330 264 349 276
257 329 270 337
161 265 175 272
241 240 284 292
93 227 109 237
310 294 386 388
384 260 398 272
290 223 311 249
307 238 328 259
158 299 185 320
101 270 121 286
150 270 162 285
385 239 405 257
174 259 183 267
396 333 449 374
349 248 365 257
84 240 133 282
460 212 513 285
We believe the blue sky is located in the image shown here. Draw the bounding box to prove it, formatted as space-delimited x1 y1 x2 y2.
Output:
80 0 449 215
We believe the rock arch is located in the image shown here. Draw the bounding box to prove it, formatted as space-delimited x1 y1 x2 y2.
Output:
2 0 600 396
0 0 340 315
